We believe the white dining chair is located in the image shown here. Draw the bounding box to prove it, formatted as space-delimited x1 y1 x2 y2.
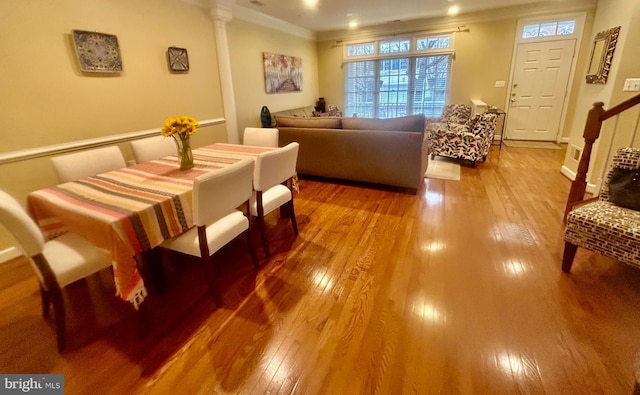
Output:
0 189 113 351
251 142 299 257
51 146 126 183
130 135 176 164
161 159 258 302
243 127 279 147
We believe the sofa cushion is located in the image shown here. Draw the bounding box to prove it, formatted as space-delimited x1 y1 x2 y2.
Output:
275 116 342 129
341 114 425 132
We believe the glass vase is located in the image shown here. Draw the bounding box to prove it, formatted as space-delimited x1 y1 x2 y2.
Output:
172 133 194 170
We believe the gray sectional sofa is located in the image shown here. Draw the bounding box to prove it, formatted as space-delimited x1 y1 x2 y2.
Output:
274 111 429 193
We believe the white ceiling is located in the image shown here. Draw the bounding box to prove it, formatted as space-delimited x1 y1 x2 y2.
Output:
233 0 565 32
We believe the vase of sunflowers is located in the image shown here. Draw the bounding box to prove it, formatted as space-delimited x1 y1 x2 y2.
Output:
161 115 199 170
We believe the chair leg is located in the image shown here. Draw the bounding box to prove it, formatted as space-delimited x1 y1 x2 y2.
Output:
256 192 270 257
288 199 299 235
51 288 65 351
203 256 222 307
40 284 51 319
562 242 578 273
245 229 259 270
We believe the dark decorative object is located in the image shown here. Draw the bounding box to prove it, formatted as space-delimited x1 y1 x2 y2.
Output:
263 52 302 93
608 167 640 211
315 97 326 113
586 26 620 84
168 47 189 72
260 106 271 128
72 30 123 73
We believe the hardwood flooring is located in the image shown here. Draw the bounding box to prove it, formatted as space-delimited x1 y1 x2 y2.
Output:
2 145 640 394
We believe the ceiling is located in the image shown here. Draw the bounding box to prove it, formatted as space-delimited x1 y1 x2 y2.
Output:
234 0 565 33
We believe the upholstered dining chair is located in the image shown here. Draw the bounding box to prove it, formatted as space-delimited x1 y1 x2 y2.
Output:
130 135 176 164
0 189 113 351
161 159 258 301
51 146 127 183
251 142 300 257
243 127 279 147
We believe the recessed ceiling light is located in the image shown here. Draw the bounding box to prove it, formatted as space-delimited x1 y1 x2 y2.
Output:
448 5 459 15
349 20 358 29
304 0 318 8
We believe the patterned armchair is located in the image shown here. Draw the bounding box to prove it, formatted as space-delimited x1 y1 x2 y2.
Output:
563 147 640 272
426 105 498 166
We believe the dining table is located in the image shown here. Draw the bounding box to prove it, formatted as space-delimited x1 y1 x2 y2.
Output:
26 143 277 308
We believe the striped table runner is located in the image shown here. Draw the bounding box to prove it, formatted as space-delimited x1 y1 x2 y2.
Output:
27 143 275 307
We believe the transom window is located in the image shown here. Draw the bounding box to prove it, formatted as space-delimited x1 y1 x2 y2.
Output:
522 19 576 39
344 33 454 119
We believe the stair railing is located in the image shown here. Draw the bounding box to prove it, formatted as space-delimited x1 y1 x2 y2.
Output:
564 93 640 221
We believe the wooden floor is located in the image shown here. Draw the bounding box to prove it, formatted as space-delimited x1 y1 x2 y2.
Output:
2 144 640 394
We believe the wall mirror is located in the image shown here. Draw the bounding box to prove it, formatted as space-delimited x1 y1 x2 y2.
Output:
585 26 620 84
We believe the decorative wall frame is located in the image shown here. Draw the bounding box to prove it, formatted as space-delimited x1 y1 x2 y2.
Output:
167 47 189 72
585 26 621 84
263 52 303 94
72 30 123 73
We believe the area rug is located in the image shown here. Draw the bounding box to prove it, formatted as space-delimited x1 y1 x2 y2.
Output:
424 157 461 181
503 140 562 149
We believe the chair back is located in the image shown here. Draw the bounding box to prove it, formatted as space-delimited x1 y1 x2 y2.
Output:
441 104 471 124
0 190 45 257
253 142 299 192
130 135 176 163
600 148 640 202
471 112 498 135
51 146 126 183
192 159 255 227
243 127 279 147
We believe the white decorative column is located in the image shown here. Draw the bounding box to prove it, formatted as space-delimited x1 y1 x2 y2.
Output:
210 0 239 143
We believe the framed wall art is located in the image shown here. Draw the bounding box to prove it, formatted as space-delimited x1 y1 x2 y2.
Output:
263 52 303 94
585 26 620 84
72 30 123 73
167 47 189 72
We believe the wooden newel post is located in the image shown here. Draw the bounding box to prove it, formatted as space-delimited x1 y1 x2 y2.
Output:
564 102 605 221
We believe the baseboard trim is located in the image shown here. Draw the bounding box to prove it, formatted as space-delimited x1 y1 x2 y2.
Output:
0 247 21 265
560 165 597 194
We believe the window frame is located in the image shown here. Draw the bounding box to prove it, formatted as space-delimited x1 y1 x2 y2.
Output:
342 32 456 62
515 12 585 44
343 32 455 118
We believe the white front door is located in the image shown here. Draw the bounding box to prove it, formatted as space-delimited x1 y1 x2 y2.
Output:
506 39 575 141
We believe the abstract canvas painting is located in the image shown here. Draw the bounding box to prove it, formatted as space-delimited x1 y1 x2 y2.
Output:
263 52 302 94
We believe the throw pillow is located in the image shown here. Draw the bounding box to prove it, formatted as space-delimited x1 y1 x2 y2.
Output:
608 167 640 211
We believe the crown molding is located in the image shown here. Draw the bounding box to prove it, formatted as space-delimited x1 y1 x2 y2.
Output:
316 0 597 42
231 5 316 41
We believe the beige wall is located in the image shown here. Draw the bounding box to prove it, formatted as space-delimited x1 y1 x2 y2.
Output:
448 20 516 108
0 0 226 251
563 0 640 187
227 19 319 136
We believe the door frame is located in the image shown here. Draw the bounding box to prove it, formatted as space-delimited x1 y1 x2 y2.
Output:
504 12 587 142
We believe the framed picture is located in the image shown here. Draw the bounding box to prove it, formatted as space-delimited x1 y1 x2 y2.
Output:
168 47 189 72
72 30 123 73
263 52 302 93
